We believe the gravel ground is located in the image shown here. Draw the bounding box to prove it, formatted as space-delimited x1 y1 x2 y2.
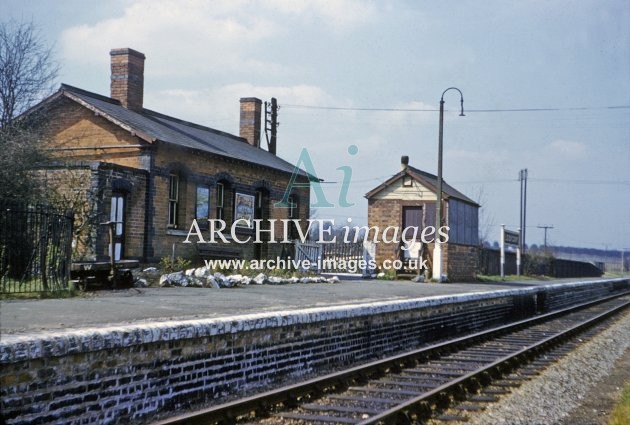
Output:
561 348 630 425
467 310 630 425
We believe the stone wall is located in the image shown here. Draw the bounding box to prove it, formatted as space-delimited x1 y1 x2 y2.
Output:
1 279 627 424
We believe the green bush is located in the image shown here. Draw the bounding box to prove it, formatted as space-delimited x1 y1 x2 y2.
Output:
159 256 192 273
377 269 397 280
524 251 554 276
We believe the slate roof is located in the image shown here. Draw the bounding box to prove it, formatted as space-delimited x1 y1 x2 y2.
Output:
365 164 479 206
53 84 308 177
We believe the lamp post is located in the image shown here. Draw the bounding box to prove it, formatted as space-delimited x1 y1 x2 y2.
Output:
433 87 465 282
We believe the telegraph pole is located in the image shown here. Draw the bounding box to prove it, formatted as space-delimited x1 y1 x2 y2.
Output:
519 169 528 254
537 224 554 250
264 98 278 155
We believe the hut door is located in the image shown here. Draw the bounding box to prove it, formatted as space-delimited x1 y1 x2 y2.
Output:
403 206 422 231
402 207 423 258
109 194 125 261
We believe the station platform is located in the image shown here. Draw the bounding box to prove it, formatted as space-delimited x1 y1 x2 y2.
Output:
0 277 601 336
1 277 628 425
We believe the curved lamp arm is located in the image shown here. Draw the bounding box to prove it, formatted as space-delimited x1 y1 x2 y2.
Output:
441 87 465 116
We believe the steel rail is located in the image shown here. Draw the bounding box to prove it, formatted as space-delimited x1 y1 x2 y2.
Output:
358 297 629 424
152 290 630 425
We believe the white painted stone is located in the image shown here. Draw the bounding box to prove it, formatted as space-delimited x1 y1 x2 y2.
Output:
158 275 170 286
214 273 232 288
194 267 207 278
134 278 148 288
267 276 283 284
253 273 267 285
177 275 190 287
190 278 204 287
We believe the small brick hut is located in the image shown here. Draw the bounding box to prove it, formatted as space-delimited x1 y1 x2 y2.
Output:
365 156 479 281
25 48 310 263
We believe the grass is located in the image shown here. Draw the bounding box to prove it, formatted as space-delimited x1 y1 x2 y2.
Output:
604 272 630 279
0 289 79 300
609 381 630 425
1 278 79 299
476 274 551 283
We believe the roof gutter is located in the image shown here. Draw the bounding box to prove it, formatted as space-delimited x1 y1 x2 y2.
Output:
46 145 151 151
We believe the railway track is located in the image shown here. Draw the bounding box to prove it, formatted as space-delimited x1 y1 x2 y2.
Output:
154 291 630 425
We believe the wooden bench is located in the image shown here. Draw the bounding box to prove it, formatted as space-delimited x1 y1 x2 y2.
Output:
197 245 242 260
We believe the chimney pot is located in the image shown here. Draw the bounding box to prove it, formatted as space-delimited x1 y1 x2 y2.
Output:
110 48 145 111
401 155 409 170
239 97 262 148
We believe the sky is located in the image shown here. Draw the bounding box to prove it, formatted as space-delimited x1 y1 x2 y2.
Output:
4 0 630 250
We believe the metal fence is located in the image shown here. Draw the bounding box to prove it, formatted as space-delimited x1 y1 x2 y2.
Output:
320 242 364 273
292 240 367 274
0 201 73 294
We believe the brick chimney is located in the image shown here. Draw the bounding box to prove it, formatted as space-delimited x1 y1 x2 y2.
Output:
110 48 145 111
239 97 262 147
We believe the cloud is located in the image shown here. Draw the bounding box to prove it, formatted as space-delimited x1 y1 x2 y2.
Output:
60 0 279 77
268 0 377 30
546 139 588 161
145 83 342 134
445 148 515 182
59 0 376 79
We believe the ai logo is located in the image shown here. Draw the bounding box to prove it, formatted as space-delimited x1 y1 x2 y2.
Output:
275 145 359 209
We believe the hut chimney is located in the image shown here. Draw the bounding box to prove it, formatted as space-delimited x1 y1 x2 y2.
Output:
401 155 409 171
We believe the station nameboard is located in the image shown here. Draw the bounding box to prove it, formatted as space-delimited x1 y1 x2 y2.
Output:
504 230 520 246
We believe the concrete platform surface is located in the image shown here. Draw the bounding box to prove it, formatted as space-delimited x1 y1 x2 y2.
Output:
0 278 607 337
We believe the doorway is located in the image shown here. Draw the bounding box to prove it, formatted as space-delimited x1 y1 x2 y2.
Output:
109 193 125 261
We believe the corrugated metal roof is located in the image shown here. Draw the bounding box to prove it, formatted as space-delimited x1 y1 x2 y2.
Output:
59 84 307 177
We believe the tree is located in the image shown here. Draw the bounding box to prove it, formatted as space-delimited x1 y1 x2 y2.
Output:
0 20 59 127
0 125 48 201
0 20 59 201
471 185 495 246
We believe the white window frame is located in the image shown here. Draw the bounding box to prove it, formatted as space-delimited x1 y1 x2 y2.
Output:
168 174 179 228
216 182 225 220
